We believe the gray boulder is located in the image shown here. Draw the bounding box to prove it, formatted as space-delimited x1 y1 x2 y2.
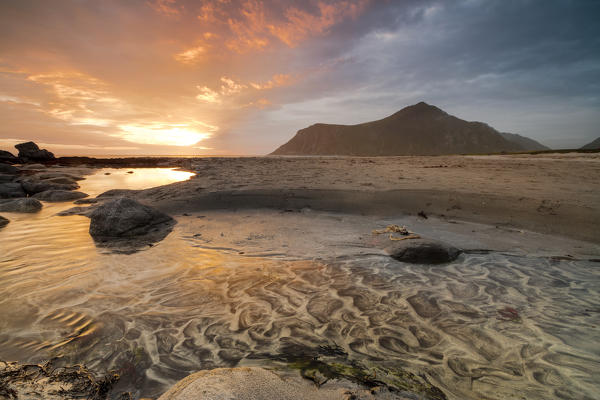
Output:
0 163 19 174
0 215 8 228
0 198 43 213
0 183 25 199
89 197 174 239
33 190 88 202
15 141 55 162
20 179 79 195
36 172 84 181
0 150 17 163
386 238 461 264
0 174 15 183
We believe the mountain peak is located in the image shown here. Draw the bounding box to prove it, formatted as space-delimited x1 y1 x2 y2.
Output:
270 103 546 156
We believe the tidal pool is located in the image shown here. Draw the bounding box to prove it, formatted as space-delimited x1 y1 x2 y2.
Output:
0 168 598 399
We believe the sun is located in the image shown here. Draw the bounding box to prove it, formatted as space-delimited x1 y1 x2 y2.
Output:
118 123 212 146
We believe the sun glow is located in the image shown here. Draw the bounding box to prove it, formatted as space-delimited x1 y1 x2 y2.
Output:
118 123 213 146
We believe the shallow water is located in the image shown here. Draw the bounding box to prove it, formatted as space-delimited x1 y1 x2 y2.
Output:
0 169 599 399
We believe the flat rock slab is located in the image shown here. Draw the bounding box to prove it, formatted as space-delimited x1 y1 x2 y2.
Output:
158 367 408 400
0 163 19 174
0 183 26 199
33 190 88 202
385 238 461 264
20 179 79 195
0 198 43 213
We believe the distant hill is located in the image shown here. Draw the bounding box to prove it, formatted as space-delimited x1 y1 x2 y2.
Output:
498 132 549 151
581 137 600 150
271 102 548 156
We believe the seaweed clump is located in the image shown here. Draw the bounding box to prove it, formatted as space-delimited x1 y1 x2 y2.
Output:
273 343 447 400
0 358 126 399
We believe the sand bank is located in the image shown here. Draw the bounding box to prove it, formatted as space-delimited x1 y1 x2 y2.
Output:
125 152 600 244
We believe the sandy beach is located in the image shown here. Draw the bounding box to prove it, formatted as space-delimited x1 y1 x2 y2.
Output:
126 152 600 245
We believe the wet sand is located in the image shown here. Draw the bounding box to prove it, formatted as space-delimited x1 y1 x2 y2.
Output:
1 155 599 399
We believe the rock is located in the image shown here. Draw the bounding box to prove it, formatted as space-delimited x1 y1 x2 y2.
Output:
33 190 88 202
0 173 15 183
15 141 55 162
57 206 94 217
0 215 8 228
74 198 99 204
0 198 43 213
158 367 411 400
20 179 79 195
386 238 460 264
18 163 46 170
0 163 19 174
0 150 18 163
0 182 26 199
89 197 174 239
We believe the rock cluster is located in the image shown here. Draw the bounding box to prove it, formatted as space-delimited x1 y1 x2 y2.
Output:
14 141 55 162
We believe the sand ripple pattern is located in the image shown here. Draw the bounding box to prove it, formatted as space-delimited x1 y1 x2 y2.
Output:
0 217 599 399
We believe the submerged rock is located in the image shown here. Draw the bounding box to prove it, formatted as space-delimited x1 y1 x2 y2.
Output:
0 215 8 228
0 182 25 199
0 163 18 174
33 190 88 202
386 238 460 264
89 197 174 240
15 141 55 162
0 173 15 183
0 198 43 213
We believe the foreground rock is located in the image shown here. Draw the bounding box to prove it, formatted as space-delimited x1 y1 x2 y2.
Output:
0 215 8 228
90 197 173 238
33 190 88 202
0 183 25 199
88 197 175 252
0 198 43 213
386 238 461 264
158 367 430 400
14 141 55 162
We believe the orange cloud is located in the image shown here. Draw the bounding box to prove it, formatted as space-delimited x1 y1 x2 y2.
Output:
268 1 370 46
147 0 181 17
192 0 371 54
174 46 205 64
249 73 292 90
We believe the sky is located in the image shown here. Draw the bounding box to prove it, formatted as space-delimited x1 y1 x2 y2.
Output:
0 0 598 155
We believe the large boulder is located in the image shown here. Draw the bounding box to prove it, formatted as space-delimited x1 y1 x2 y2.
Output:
0 198 43 213
386 238 461 264
0 163 19 174
0 182 26 199
0 215 8 228
33 190 88 202
89 197 174 239
20 179 79 195
15 141 55 162
0 174 15 183
158 367 413 400
0 151 18 164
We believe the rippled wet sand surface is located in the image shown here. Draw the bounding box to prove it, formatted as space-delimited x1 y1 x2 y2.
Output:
1 169 599 399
